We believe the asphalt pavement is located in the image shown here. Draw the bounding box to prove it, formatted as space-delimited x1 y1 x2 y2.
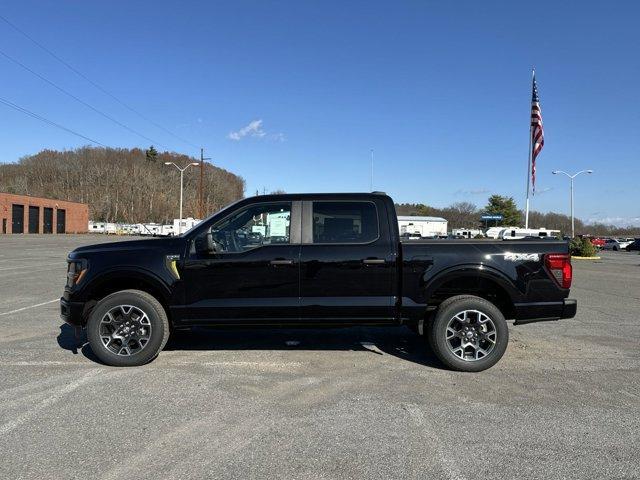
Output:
0 234 638 479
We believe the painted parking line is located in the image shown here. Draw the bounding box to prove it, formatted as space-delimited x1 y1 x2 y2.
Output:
0 299 58 317
0 262 62 271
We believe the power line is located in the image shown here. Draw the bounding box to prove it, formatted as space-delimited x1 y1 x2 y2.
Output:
0 14 200 150
0 47 169 149
0 96 107 147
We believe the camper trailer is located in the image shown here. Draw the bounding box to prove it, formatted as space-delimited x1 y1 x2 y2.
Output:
499 228 561 240
451 228 483 238
397 216 448 238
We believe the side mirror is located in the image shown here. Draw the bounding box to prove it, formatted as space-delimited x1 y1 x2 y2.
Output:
195 232 217 255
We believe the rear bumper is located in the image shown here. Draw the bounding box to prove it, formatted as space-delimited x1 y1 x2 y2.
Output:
60 297 85 326
513 299 577 325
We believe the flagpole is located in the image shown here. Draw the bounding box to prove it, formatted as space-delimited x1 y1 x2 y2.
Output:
525 125 532 228
525 68 534 229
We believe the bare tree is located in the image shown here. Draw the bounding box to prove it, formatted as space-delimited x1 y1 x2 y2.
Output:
0 146 245 222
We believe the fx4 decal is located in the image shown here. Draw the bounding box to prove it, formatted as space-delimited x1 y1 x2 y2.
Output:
504 253 540 262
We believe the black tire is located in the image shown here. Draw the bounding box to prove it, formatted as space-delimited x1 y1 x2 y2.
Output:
87 289 170 367
424 295 476 349
428 295 508 372
613 246 619 251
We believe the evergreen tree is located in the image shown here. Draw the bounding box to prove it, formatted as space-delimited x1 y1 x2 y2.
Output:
145 146 158 162
484 195 521 226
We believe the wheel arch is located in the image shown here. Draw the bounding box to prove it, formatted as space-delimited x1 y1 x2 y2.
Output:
424 265 518 320
80 268 172 322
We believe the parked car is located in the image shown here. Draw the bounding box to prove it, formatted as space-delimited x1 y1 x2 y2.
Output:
589 237 607 249
625 239 640 252
61 192 576 372
602 238 634 251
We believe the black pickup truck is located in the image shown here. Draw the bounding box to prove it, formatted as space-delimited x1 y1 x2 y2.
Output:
61 192 576 371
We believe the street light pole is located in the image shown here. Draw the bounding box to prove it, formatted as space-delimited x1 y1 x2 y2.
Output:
552 169 593 238
164 161 200 234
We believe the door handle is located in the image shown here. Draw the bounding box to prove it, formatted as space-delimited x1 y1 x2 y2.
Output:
363 258 385 265
270 259 294 265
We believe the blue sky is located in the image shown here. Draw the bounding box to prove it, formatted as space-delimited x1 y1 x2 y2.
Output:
1 1 638 226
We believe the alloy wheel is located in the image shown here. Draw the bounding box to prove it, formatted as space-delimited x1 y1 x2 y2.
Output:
99 305 152 356
445 310 497 361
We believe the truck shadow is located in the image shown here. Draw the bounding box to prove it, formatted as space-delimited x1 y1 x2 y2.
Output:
57 324 444 369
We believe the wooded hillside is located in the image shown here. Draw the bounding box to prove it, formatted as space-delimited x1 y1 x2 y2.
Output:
0 147 245 223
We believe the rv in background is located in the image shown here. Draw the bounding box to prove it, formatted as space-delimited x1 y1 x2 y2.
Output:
485 226 517 239
499 228 561 240
451 228 483 238
173 217 201 235
397 216 448 238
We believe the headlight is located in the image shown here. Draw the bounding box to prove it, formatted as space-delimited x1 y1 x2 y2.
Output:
67 259 88 287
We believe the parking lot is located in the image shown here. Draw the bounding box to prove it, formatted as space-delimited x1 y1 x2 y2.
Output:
0 234 639 479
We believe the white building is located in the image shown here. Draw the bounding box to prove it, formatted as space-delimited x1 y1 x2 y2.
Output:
397 216 448 238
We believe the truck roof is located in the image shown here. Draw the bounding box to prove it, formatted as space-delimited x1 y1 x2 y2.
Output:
247 192 391 201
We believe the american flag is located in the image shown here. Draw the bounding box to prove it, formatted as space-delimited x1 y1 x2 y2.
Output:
530 73 544 194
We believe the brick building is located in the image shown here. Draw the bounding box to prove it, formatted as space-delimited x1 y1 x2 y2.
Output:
0 193 88 234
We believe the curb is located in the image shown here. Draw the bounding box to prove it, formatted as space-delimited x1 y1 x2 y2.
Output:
571 256 601 260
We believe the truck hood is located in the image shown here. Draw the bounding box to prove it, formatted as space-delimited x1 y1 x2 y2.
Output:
70 237 184 256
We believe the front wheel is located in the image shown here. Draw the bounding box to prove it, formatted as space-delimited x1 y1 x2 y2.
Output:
87 289 170 367
428 296 508 372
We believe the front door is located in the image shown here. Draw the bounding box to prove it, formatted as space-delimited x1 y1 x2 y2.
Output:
299 199 396 323
179 201 301 324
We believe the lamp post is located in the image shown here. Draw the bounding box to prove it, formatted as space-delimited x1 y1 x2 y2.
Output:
552 169 593 238
164 161 200 234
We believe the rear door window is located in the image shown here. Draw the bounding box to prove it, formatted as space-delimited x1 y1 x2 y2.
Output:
312 201 378 244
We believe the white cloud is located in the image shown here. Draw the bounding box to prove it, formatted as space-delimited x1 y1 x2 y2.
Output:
227 119 265 141
227 119 284 142
454 188 490 195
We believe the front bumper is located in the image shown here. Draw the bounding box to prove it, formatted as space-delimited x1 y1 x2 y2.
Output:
513 299 577 325
60 297 86 326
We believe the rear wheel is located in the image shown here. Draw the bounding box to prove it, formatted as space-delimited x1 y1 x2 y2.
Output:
428 295 508 372
87 289 169 367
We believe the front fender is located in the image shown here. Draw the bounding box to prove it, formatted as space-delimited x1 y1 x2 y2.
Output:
78 266 174 303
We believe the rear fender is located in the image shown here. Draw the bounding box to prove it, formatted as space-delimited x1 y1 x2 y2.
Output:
422 264 521 304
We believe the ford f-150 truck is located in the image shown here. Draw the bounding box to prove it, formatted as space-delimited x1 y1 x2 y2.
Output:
61 193 576 371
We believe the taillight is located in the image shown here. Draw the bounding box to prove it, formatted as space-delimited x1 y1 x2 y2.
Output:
545 253 572 289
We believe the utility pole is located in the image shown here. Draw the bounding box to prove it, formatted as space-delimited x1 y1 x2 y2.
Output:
370 149 374 192
199 148 211 219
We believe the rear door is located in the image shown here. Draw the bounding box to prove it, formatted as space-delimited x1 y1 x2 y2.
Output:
299 199 396 323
